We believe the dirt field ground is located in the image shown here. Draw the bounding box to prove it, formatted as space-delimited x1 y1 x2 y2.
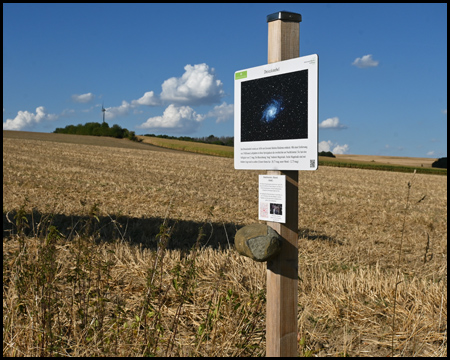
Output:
3 131 447 357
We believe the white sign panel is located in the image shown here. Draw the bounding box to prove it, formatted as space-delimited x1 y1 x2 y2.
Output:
234 54 318 170
259 175 286 223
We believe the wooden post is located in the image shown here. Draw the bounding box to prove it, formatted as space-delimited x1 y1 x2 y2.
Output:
266 11 301 357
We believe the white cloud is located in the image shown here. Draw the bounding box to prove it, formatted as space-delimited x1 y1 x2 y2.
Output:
427 150 435 156
319 140 332 152
442 109 447 115
160 63 224 105
319 117 347 130
101 63 225 120
131 91 160 106
205 102 234 123
352 54 379 68
137 104 205 133
105 101 133 120
3 106 58 131
332 144 350 155
71 92 95 103
319 140 349 154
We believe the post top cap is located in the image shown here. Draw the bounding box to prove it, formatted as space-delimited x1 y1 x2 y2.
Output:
267 11 302 23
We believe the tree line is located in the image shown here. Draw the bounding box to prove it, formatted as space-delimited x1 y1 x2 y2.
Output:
144 134 234 147
54 122 139 141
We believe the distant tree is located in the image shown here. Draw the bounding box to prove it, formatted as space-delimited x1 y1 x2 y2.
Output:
75 124 85 135
432 157 447 169
318 151 336 158
110 124 124 138
224 138 234 146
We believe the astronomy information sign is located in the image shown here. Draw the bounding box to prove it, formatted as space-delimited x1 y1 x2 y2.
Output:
234 54 318 171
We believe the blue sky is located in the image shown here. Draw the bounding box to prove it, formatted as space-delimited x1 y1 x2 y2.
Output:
3 3 447 158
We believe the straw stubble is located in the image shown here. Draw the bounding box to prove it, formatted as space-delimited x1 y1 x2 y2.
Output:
3 133 447 356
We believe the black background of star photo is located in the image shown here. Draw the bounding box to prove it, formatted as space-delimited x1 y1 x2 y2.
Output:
240 69 308 142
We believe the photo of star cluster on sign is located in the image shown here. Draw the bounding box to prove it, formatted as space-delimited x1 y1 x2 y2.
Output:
241 69 308 142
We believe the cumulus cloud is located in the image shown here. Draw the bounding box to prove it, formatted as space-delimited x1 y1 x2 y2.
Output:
131 91 160 106
71 92 95 103
319 140 349 155
100 63 225 121
160 63 224 105
205 102 234 123
3 106 58 131
426 150 435 156
105 101 133 120
352 54 379 68
137 104 205 133
332 144 350 155
319 117 347 130
319 140 333 152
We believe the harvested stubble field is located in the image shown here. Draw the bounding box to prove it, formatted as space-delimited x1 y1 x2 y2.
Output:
3 130 447 357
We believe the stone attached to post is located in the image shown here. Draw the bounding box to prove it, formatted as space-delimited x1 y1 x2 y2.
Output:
235 224 282 262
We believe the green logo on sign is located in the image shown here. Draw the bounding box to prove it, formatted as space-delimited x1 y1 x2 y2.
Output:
235 71 247 80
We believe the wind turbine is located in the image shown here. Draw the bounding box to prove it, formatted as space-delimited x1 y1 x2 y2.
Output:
101 102 106 123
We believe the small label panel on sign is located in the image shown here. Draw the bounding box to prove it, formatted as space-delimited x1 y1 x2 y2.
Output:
259 175 286 223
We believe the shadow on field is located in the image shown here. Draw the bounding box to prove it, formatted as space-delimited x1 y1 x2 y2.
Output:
3 210 344 251
3 210 241 251
299 228 344 245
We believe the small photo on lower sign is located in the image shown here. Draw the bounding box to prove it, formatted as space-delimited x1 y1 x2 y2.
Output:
270 203 282 215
